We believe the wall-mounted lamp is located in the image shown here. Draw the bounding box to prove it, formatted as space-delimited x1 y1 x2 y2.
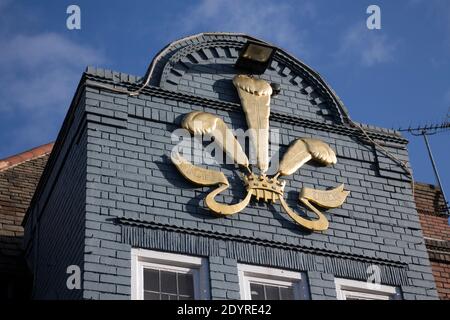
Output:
235 40 277 75
270 82 281 96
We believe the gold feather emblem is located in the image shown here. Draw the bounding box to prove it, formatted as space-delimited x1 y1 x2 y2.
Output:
171 75 349 231
278 138 337 176
181 111 249 168
233 75 272 174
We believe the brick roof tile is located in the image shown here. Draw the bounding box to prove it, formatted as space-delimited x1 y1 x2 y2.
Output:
0 143 54 172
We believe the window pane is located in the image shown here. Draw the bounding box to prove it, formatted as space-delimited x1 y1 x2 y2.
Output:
178 273 194 297
280 287 294 300
144 291 160 300
144 269 159 292
161 293 170 300
265 285 280 300
250 283 265 300
161 271 177 294
346 296 366 300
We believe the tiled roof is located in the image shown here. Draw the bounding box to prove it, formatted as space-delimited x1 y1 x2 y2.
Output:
0 143 53 172
0 143 53 298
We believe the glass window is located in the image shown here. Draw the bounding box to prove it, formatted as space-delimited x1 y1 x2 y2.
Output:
143 268 195 300
249 282 295 300
238 264 309 300
131 249 209 300
335 278 402 300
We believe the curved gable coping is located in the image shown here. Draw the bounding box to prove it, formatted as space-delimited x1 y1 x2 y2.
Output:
145 33 257 86
160 41 345 123
84 70 408 146
149 33 350 124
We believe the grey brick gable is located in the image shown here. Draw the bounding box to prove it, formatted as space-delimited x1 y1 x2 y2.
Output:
23 33 438 300
78 81 436 299
148 33 350 125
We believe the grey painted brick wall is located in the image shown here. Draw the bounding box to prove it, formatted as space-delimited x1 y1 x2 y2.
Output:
209 257 240 300
23 94 87 299
307 271 336 300
24 33 438 300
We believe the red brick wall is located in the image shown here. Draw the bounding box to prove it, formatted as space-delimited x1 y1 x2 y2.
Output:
431 261 450 300
419 214 450 240
414 182 450 300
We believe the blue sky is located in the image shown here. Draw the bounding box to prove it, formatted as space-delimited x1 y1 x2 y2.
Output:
0 0 449 197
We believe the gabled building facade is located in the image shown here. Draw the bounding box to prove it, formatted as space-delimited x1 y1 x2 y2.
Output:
0 143 53 298
22 33 439 300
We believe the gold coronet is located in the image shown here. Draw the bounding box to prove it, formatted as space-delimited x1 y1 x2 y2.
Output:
244 173 285 203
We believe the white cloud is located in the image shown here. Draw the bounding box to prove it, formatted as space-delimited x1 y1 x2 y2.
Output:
0 32 104 155
0 33 104 113
178 0 315 59
336 24 397 67
0 33 101 69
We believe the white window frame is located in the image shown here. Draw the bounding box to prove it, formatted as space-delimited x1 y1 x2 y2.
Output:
237 264 309 300
131 248 210 300
335 278 401 300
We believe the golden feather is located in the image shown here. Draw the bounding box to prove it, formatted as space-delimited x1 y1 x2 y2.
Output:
233 74 273 96
278 138 337 176
233 75 272 174
303 138 337 165
170 151 229 186
181 111 249 168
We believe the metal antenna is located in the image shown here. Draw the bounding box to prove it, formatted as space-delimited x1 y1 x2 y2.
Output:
397 112 450 215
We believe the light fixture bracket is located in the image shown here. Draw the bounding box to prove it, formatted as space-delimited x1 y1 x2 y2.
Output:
235 40 276 75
